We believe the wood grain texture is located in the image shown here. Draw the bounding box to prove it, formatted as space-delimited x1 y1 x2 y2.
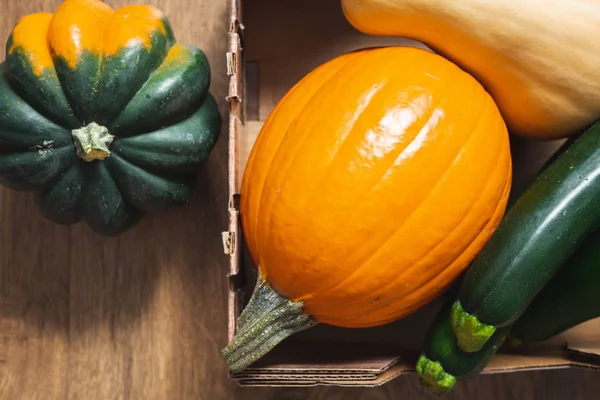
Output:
0 1 599 399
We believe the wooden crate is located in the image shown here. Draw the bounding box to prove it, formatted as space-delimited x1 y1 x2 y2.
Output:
224 0 600 387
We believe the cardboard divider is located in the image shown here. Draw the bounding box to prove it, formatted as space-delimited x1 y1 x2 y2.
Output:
225 0 600 387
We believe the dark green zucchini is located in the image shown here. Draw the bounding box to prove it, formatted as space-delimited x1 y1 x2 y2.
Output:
451 120 600 353
417 300 509 395
509 227 600 343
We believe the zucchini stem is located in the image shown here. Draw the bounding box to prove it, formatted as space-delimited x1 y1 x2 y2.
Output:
416 355 457 395
451 301 496 353
221 271 318 373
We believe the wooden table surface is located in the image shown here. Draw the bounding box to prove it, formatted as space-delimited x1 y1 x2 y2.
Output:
0 0 599 399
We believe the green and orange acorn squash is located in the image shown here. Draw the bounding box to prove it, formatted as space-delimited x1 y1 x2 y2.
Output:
0 0 220 236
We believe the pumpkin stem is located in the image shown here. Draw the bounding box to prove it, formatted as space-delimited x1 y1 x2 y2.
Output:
72 122 115 162
221 271 318 373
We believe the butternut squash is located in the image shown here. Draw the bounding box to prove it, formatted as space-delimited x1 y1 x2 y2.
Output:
341 0 600 140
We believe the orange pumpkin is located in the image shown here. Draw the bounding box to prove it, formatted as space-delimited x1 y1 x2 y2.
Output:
222 46 512 373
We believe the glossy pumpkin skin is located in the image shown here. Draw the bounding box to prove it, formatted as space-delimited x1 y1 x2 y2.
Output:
0 0 220 236
241 47 512 328
341 0 600 140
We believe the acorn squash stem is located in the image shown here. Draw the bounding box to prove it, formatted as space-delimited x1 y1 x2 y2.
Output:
221 272 318 373
72 122 115 162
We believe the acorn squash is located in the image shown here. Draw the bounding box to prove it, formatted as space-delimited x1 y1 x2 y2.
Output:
341 0 600 140
221 46 512 373
0 0 220 236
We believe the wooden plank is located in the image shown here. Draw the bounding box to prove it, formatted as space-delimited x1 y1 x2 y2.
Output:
0 3 70 398
0 1 232 399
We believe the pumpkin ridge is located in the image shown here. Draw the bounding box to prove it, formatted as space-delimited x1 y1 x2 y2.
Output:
352 134 510 321
242 50 364 182
244 50 395 268
255 59 370 257
296 50 449 214
309 112 487 308
368 98 504 298
255 119 315 256
290 51 427 214
286 87 444 296
243 52 364 265
304 81 491 308
399 137 512 307
297 84 478 303
396 152 509 291
375 162 512 326
256 50 412 266
315 172 510 327
289 81 389 210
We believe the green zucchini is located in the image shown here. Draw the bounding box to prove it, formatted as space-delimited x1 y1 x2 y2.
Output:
417 300 509 395
451 120 600 353
509 227 600 343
